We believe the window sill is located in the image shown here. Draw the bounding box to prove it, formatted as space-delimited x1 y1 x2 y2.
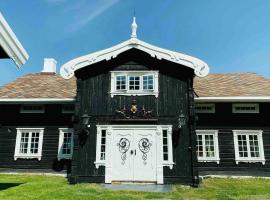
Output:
198 158 220 164
162 162 174 169
110 91 158 98
57 155 72 161
14 155 42 161
235 159 265 165
94 161 105 169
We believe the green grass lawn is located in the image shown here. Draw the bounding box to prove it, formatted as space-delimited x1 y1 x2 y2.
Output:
0 174 270 200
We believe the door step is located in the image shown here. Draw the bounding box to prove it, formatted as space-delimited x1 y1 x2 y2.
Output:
111 181 156 185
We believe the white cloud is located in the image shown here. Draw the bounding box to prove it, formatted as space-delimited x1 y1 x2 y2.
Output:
67 0 120 32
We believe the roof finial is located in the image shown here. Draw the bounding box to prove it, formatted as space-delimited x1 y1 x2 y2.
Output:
131 16 137 38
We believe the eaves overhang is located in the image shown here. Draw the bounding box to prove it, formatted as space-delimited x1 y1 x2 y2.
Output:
195 96 270 102
0 12 29 67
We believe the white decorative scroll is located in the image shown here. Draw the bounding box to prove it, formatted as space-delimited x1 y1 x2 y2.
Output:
60 38 209 79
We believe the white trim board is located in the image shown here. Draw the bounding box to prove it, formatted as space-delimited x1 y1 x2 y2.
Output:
0 98 75 104
0 12 29 67
60 37 209 79
195 96 270 102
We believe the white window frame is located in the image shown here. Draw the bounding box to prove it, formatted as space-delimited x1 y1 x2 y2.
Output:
195 103 215 113
110 71 159 97
20 105 45 113
95 126 108 168
161 126 174 169
233 130 265 165
58 128 74 160
61 104 75 114
14 128 44 160
196 130 220 164
232 103 259 113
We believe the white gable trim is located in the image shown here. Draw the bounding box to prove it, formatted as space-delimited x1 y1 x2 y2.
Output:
0 12 29 67
60 38 209 79
0 98 75 103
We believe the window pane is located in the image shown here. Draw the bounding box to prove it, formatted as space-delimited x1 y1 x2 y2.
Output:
20 132 29 154
237 134 248 158
249 135 260 158
62 132 72 155
100 130 106 160
205 134 215 158
116 76 126 90
162 130 169 161
197 135 203 157
30 132 39 154
129 76 140 90
143 75 154 90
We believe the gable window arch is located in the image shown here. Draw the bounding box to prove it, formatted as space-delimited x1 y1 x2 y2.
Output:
110 71 159 97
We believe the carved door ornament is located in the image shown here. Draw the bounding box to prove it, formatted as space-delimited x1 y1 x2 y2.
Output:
116 99 152 119
138 138 152 164
117 138 130 165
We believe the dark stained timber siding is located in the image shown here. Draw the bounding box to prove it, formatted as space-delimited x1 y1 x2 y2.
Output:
0 104 73 173
196 102 270 177
71 49 196 184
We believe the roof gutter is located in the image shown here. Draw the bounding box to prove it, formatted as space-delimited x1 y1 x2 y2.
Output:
0 12 29 67
0 98 75 104
195 96 270 102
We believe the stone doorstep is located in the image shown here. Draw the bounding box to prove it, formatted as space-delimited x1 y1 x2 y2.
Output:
101 183 172 193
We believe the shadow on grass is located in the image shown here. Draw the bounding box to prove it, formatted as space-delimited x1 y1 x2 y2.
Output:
0 183 23 191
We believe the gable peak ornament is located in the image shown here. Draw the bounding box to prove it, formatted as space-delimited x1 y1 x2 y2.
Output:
131 17 137 38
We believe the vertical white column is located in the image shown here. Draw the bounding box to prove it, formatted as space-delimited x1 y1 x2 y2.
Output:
105 126 113 183
156 126 163 184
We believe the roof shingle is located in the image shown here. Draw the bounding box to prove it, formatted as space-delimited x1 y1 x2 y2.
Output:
0 72 270 99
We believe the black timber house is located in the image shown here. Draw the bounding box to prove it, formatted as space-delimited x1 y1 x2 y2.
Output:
0 18 269 186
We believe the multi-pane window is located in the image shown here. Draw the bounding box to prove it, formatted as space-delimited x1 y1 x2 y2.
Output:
195 103 215 113
58 128 73 160
129 76 140 90
116 75 126 90
110 71 159 97
232 103 259 113
100 130 106 160
62 104 75 113
14 128 44 160
162 130 168 161
143 75 154 90
196 130 220 163
233 130 265 164
20 105 45 113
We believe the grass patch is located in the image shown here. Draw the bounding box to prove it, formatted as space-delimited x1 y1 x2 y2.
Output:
0 174 270 199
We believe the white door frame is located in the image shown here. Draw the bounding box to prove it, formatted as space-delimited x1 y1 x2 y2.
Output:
95 125 173 184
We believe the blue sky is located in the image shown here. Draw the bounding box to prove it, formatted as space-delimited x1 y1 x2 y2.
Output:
1 0 270 86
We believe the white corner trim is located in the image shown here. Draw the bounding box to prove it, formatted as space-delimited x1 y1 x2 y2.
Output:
60 38 209 79
195 96 270 102
0 12 29 67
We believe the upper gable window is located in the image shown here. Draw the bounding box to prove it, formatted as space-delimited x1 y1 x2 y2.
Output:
195 103 215 113
110 71 159 97
62 104 75 114
20 105 45 113
232 103 259 113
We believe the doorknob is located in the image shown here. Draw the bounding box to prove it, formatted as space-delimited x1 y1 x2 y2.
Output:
130 150 134 155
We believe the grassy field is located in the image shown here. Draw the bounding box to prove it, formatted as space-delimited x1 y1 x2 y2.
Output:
0 174 270 200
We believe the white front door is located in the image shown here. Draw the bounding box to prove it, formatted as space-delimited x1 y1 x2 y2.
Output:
111 129 156 182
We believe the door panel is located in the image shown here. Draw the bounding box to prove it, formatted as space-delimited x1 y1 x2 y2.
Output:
111 130 133 181
111 128 156 182
133 130 156 182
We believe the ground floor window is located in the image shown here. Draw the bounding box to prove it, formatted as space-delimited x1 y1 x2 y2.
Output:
58 128 74 160
233 130 265 164
14 128 44 160
196 130 220 164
